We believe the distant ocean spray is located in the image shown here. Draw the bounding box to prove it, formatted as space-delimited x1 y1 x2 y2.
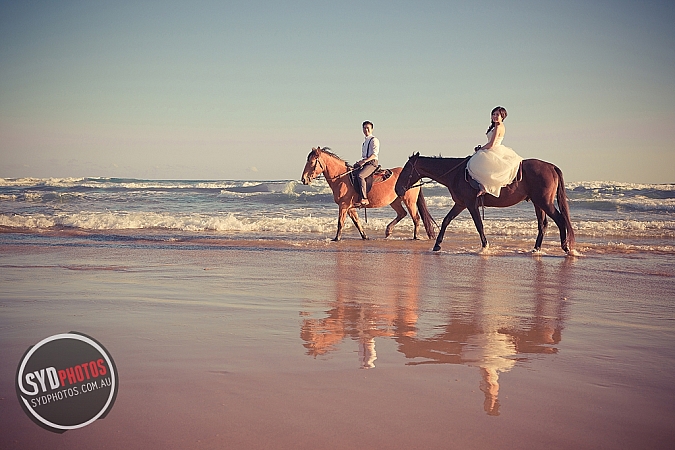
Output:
1 177 673 253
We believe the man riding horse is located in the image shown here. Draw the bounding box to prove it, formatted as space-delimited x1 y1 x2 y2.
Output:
353 121 379 207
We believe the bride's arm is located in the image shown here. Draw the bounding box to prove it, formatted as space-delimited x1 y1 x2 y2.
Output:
477 124 504 150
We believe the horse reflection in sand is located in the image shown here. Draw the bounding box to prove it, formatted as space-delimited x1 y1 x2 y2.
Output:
301 147 437 241
300 250 420 369
300 252 571 415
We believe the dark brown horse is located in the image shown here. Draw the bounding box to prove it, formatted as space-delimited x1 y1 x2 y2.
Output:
395 153 576 254
301 147 437 241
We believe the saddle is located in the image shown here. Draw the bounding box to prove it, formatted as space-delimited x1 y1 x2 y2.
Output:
348 165 394 196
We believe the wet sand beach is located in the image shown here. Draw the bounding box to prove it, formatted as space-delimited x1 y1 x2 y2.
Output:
1 237 674 449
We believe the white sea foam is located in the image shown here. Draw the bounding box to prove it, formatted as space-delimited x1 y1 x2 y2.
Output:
571 197 675 212
24 192 44 202
574 219 675 237
0 214 57 229
0 212 346 234
0 177 86 187
1 212 672 239
218 190 266 198
568 181 675 191
425 196 457 208
0 177 330 195
0 177 240 190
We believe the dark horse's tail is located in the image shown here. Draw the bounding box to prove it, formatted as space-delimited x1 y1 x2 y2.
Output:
555 166 575 249
417 189 438 239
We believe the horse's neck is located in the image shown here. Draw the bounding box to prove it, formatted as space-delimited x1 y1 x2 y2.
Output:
419 157 466 180
321 155 348 182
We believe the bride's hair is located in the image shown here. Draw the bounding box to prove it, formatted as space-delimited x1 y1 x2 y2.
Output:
486 106 508 134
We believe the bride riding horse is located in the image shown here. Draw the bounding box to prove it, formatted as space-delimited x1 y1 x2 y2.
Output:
395 153 576 254
301 147 437 241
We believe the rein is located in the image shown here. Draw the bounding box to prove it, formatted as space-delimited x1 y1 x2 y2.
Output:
409 156 470 189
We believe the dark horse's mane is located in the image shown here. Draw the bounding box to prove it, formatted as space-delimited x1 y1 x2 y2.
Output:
416 154 472 171
418 154 470 159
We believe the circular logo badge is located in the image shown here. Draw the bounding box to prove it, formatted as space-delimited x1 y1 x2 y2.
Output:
15 332 118 433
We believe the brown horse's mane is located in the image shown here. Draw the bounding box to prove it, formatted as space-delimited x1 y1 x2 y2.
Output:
317 147 345 162
312 147 350 171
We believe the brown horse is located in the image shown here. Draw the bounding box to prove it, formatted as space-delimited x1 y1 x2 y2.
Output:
395 153 576 254
301 147 437 241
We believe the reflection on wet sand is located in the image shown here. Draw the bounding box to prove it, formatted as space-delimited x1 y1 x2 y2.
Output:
301 249 415 368
301 250 573 415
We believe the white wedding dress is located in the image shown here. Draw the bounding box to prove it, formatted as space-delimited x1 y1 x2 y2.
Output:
467 129 523 197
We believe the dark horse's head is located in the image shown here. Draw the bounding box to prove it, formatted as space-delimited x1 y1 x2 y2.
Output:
395 152 422 197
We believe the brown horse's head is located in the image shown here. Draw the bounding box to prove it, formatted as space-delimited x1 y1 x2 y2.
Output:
301 147 324 185
395 152 421 197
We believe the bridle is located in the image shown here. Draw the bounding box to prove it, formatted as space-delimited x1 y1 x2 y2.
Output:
404 156 425 190
311 154 325 178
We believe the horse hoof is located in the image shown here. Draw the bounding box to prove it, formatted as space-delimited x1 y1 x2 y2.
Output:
433 244 441 252
477 243 490 254
566 249 582 257
332 238 340 242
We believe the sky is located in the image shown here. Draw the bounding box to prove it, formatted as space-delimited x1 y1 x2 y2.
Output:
1 0 674 182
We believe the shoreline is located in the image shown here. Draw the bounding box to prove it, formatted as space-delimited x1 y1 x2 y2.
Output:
2 226 674 258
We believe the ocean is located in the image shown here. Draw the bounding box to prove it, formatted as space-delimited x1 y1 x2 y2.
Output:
1 177 673 254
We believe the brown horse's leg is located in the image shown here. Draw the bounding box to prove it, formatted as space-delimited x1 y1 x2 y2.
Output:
347 208 369 240
402 191 423 240
534 205 549 251
386 198 408 238
467 202 489 249
433 203 466 251
333 207 349 241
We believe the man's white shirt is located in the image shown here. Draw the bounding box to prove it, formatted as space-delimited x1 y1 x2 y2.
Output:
362 136 380 160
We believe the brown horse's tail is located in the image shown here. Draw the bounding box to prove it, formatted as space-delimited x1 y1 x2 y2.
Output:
555 166 575 249
417 189 438 239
